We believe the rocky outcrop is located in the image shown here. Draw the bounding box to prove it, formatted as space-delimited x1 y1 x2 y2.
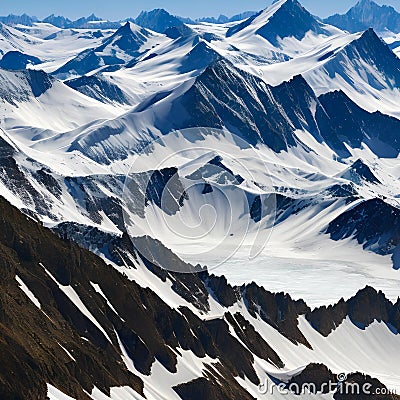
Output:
307 286 400 336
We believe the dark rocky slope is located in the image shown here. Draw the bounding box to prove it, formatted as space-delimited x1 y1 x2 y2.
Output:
0 194 398 399
327 198 400 267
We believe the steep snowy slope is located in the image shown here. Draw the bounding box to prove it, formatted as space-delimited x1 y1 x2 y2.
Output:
230 27 400 118
304 28 400 118
1 94 399 306
169 1 400 121
1 20 400 282
27 58 400 163
227 0 329 44
0 21 42 56
226 18 400 118
5 57 400 308
62 34 221 108
65 75 133 105
0 68 120 132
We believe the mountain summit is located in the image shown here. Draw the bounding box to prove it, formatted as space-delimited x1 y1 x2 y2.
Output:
324 0 400 33
227 0 328 45
54 22 153 76
134 8 184 33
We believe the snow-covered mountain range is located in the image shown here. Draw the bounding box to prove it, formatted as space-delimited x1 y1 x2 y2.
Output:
1 0 400 398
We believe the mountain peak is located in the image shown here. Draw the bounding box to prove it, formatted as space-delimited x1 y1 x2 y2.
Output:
87 13 99 20
227 0 326 45
119 20 144 34
134 8 183 33
324 0 400 33
360 26 378 38
324 26 400 91
356 0 374 5
179 39 222 73
257 0 325 45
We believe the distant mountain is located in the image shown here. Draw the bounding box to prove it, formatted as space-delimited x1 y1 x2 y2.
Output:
0 13 37 26
324 0 400 33
0 13 121 29
0 9 259 31
54 22 153 77
43 13 121 29
42 14 72 28
134 9 184 33
195 11 257 24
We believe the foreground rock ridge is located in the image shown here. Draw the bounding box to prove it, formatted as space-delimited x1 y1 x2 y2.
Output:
0 195 398 399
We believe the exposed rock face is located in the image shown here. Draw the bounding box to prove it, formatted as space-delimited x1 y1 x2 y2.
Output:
288 363 336 394
65 75 131 105
0 197 143 399
174 376 254 400
242 282 311 347
0 195 274 399
286 364 400 399
327 199 400 260
307 286 400 336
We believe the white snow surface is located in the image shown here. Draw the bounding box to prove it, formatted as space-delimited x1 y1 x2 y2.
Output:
15 274 41 309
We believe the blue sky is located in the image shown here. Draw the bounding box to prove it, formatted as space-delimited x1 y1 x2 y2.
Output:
0 0 399 20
